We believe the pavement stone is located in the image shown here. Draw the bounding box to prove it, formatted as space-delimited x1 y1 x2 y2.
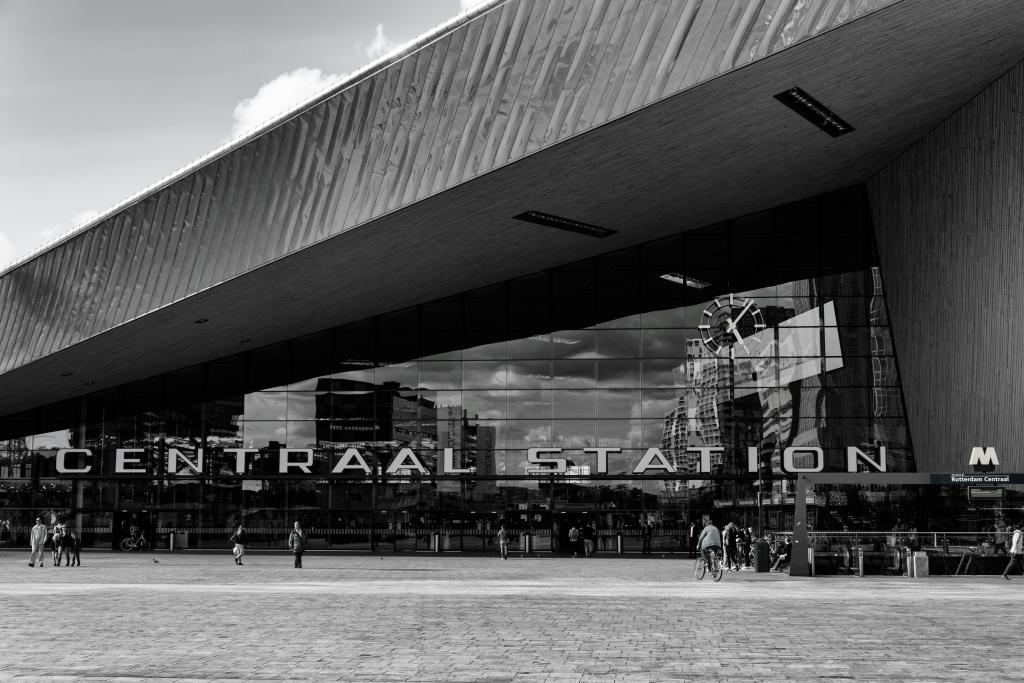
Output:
0 550 1019 681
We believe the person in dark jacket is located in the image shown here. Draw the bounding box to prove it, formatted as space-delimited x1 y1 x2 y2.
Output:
582 523 596 558
288 521 307 568
742 526 754 567
722 522 739 571
772 537 793 572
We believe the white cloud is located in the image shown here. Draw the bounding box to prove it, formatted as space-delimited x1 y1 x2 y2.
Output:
229 67 346 140
365 24 397 60
68 209 100 230
26 209 102 263
524 424 551 444
0 232 15 266
37 228 61 245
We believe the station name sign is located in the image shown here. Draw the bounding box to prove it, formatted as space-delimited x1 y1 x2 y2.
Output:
53 445 894 477
932 473 1024 485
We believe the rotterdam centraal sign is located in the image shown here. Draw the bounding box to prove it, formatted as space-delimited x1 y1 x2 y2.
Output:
50 445 912 476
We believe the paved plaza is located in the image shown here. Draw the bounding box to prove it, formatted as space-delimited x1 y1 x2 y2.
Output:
0 549 1018 682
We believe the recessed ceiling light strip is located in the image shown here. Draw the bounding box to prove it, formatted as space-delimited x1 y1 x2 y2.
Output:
774 87 854 137
513 211 616 238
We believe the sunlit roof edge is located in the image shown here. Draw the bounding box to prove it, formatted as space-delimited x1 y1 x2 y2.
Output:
0 0 509 278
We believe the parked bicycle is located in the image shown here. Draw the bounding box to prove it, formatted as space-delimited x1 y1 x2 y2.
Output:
120 531 150 552
694 547 724 581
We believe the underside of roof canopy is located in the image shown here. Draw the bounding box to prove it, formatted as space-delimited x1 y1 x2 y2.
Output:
1 0 1023 419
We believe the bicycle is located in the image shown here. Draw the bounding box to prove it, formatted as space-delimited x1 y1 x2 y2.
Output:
694 547 724 581
120 532 150 552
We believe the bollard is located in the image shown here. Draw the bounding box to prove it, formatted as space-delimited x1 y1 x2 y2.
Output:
169 531 176 552
523 534 531 554
912 551 929 578
432 533 441 553
616 534 623 555
807 548 815 577
858 547 864 577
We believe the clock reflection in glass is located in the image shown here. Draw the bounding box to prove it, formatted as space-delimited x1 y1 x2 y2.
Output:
698 293 766 358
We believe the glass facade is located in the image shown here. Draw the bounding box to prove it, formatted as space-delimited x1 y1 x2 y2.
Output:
2 185 960 554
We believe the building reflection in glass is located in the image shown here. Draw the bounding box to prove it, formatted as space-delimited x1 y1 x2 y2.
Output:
0 187 937 544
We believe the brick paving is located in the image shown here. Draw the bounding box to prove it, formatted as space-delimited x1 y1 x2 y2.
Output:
0 549 1018 682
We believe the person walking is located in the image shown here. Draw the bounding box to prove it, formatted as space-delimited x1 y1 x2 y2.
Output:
1001 522 1023 580
288 521 307 568
230 523 248 565
582 523 596 558
688 519 699 559
722 522 739 571
568 525 580 558
641 520 653 555
497 524 509 560
742 526 755 568
28 517 48 567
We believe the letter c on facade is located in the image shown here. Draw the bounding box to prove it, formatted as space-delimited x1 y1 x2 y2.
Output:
56 448 92 474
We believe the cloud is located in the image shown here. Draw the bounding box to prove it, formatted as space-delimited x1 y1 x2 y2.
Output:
60 209 101 240
37 229 59 246
0 232 15 266
229 67 346 140
21 209 103 264
365 24 397 60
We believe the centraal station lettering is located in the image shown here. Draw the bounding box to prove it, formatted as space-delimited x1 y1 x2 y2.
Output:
54 444 895 476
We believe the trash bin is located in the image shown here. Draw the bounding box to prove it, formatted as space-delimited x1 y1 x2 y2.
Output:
754 539 771 572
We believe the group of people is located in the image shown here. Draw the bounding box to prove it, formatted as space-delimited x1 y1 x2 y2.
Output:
27 516 81 567
228 521 309 567
567 523 597 558
694 519 792 573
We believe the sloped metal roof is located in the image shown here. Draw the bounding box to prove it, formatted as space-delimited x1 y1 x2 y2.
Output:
0 0 895 377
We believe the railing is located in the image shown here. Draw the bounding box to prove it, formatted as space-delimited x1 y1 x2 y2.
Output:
5 525 1007 567
1 525 699 553
807 532 1016 576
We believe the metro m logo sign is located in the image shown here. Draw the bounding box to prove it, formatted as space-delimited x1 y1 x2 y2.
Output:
969 446 999 471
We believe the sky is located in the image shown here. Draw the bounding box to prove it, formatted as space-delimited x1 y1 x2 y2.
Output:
0 0 481 269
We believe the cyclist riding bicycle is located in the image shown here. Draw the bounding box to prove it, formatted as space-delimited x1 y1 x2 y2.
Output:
697 519 722 568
